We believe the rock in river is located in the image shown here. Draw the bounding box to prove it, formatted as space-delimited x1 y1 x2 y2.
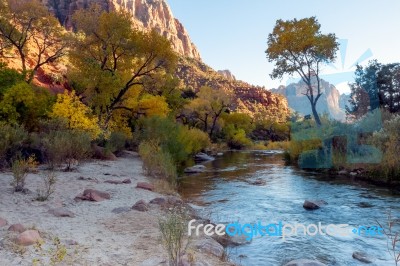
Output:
284 259 327 266
184 165 206 173
303 200 327 210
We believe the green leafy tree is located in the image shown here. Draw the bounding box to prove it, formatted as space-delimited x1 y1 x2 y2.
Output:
69 6 177 130
0 0 68 82
0 62 24 95
0 82 53 129
184 86 233 138
266 17 338 126
347 60 400 119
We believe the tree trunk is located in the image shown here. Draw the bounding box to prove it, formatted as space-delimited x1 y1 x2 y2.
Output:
203 114 208 133
311 102 322 126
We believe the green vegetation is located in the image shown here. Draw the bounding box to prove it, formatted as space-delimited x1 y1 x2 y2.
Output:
266 17 339 126
11 155 37 192
0 0 397 187
159 209 188 266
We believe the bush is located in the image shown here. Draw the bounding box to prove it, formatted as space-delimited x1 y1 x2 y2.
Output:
50 90 101 140
140 116 210 164
159 209 188 266
224 125 252 149
42 130 92 170
11 155 37 192
138 140 177 185
179 127 210 155
36 171 57 201
0 82 54 130
265 141 291 150
0 63 24 95
285 139 323 164
139 116 187 164
104 131 128 154
0 123 29 167
368 114 400 180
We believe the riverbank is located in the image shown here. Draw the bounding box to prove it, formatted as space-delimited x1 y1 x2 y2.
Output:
0 152 232 266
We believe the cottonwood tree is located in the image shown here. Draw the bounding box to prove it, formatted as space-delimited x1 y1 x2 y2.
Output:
347 60 400 119
184 86 233 138
266 17 338 126
69 5 177 130
0 0 68 82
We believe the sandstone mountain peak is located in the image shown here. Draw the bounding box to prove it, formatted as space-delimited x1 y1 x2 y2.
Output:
271 79 350 121
217 70 236 81
44 0 201 59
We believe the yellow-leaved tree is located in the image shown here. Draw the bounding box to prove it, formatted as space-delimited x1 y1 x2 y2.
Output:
137 95 170 117
51 90 101 140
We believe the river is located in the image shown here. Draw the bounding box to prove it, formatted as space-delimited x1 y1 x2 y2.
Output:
179 151 400 266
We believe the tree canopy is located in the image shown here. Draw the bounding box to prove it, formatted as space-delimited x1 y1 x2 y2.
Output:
68 5 177 130
266 17 338 125
0 0 68 82
347 60 400 118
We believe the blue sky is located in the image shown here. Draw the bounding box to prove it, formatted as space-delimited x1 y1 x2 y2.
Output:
167 0 400 93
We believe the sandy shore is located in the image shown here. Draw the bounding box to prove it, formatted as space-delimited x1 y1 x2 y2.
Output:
0 152 231 266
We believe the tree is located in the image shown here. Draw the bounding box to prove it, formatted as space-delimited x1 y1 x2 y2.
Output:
69 6 177 130
50 90 101 140
184 86 233 138
0 82 53 130
0 62 24 95
266 17 338 126
347 60 400 119
0 0 68 82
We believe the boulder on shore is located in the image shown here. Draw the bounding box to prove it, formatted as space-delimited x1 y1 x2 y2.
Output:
8 224 26 233
75 189 111 202
16 230 42 246
132 200 149 212
104 178 132 185
49 207 75 218
136 182 154 191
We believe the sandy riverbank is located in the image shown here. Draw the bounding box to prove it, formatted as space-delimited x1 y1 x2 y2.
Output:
0 152 232 266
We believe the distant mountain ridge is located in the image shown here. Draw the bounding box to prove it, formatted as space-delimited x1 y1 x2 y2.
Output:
270 80 350 121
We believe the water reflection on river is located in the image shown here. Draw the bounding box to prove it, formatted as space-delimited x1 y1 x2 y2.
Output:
179 151 400 266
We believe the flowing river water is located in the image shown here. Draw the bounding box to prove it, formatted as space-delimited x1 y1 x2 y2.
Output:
179 151 400 266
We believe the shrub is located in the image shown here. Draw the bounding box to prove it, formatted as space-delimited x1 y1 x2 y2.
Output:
285 139 323 164
265 141 291 150
0 63 24 95
36 171 57 201
139 116 187 164
104 131 127 154
50 90 101 140
0 123 28 167
179 127 210 155
0 82 54 130
11 155 37 192
42 130 92 170
224 125 252 149
159 209 188 266
368 114 400 180
138 140 177 185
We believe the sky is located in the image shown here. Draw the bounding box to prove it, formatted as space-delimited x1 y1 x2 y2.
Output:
167 0 400 94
